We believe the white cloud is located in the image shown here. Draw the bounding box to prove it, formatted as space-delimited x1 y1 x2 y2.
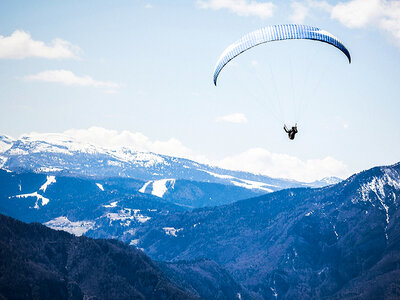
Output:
196 0 275 19
216 113 248 124
216 147 350 182
290 1 310 23
330 0 382 28
331 0 400 46
0 30 81 59
294 0 400 48
24 70 120 90
145 3 153 8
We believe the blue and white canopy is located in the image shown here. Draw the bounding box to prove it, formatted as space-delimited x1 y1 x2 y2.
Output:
213 24 351 85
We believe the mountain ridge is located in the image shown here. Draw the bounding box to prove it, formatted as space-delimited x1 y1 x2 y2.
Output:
0 133 341 193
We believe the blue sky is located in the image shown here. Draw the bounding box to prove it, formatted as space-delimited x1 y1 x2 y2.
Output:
1 0 400 181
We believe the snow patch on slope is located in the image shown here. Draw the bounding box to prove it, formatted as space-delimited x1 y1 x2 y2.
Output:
163 227 183 237
129 239 139 246
39 176 56 193
105 208 150 226
103 201 118 208
200 169 234 180
152 179 175 197
96 183 104 191
139 181 152 193
201 169 275 192
45 216 95 236
231 179 274 192
12 192 50 209
139 179 175 198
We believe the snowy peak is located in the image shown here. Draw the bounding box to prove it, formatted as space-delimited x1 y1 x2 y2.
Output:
0 135 14 169
16 132 166 165
319 176 343 185
353 166 400 204
307 176 343 188
0 135 14 153
348 165 400 240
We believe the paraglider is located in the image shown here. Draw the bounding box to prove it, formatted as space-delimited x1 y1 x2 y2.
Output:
213 24 351 140
284 124 298 140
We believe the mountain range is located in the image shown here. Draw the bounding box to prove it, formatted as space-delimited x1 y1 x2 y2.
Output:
1 132 399 299
2 163 399 298
0 133 341 196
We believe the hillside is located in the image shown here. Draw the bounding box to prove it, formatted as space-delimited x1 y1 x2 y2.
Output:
0 213 196 300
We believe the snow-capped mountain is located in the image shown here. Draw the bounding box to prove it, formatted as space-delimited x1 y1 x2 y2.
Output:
0 133 338 193
307 176 343 187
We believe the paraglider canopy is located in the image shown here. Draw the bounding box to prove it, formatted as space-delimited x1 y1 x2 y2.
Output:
213 24 351 86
